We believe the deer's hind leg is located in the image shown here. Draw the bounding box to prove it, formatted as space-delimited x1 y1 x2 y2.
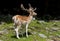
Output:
14 24 21 39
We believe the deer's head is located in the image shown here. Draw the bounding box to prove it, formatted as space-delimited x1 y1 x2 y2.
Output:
21 4 37 16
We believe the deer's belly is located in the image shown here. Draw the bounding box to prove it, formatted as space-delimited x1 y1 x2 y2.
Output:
21 21 28 24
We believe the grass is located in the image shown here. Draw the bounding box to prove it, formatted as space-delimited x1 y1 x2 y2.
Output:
0 20 60 41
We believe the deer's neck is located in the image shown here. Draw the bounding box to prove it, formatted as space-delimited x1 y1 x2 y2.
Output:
29 13 33 21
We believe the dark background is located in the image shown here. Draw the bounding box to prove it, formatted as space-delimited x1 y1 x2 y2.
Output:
0 0 60 20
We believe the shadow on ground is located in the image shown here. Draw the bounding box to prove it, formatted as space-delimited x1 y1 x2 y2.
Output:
11 32 32 39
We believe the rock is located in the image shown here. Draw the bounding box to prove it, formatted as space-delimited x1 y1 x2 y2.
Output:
53 23 58 26
51 27 59 31
32 32 37 34
46 39 54 41
51 20 60 22
52 38 60 41
0 40 3 41
0 29 8 35
38 20 45 23
49 35 60 41
0 22 6 25
45 27 49 30
54 20 60 22
56 34 60 38
49 36 54 38
31 27 35 30
39 33 47 38
0 31 3 35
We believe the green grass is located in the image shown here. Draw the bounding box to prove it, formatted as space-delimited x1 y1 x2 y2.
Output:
0 20 60 41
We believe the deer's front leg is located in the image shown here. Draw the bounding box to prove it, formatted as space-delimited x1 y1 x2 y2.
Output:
26 24 29 37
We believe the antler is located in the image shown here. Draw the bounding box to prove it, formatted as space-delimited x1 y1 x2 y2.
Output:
21 4 28 11
28 3 32 8
21 3 37 11
33 8 37 11
28 3 33 9
28 3 37 11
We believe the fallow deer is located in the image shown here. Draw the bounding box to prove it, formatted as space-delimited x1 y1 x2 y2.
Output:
12 4 37 39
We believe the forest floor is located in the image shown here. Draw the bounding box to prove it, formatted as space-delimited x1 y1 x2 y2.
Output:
0 20 60 41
